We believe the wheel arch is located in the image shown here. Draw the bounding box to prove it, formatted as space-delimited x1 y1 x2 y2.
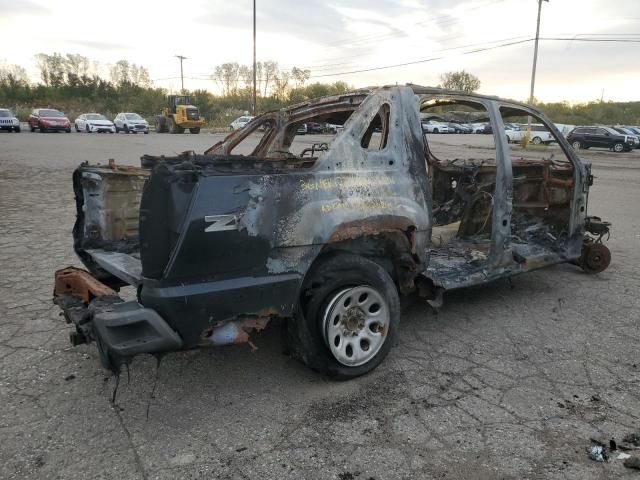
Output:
304 226 419 296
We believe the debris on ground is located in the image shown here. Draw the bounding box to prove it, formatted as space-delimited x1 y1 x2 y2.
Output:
619 432 640 451
588 440 609 462
616 452 631 460
623 456 640 470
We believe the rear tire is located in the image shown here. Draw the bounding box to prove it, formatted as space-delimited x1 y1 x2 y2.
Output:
155 116 167 133
286 253 400 379
169 118 184 134
189 127 200 134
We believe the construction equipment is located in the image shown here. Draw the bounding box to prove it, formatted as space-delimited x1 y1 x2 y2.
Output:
155 95 205 134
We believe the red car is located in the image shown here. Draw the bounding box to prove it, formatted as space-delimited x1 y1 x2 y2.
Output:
28 108 71 133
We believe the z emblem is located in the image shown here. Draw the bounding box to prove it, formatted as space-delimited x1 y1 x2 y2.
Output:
204 214 240 232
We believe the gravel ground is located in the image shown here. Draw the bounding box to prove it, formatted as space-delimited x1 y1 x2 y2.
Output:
1 130 639 479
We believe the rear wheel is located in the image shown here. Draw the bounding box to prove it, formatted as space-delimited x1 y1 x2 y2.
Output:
155 116 166 133
613 142 624 153
169 118 184 134
189 127 200 134
287 254 400 379
578 242 611 274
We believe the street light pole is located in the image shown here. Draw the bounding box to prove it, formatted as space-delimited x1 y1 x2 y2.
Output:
175 55 187 93
529 0 547 105
252 0 257 116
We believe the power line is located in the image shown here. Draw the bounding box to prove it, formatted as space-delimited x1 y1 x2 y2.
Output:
307 38 535 78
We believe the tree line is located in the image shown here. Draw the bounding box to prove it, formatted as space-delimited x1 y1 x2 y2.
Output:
1 55 639 127
0 54 349 126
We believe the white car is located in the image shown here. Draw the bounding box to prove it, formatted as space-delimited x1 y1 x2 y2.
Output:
0 108 20 132
75 113 115 133
421 120 449 134
518 124 555 145
230 115 254 131
470 122 486 133
505 125 526 143
114 112 149 134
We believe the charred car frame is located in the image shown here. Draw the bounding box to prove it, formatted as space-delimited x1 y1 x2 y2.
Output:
53 85 611 379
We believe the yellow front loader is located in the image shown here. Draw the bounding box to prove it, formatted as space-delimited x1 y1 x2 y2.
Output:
155 95 205 134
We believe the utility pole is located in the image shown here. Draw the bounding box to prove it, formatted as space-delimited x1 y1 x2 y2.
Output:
252 0 257 116
529 0 548 105
175 55 187 93
528 0 547 131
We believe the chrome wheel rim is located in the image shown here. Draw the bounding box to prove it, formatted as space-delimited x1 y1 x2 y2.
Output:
614 143 623 152
572 141 580 149
322 286 390 367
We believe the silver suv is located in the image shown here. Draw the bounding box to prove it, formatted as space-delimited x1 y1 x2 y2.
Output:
114 112 149 134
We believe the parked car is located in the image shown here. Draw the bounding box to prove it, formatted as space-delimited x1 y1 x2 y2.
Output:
0 108 20 132
505 124 525 143
447 122 472 134
567 126 635 152
74 114 116 133
470 122 486 133
114 112 149 134
53 85 611 380
421 120 449 133
296 123 308 135
230 115 254 131
519 124 555 145
28 108 71 133
610 127 640 148
480 123 493 134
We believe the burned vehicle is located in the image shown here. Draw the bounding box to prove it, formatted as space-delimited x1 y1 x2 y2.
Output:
53 85 611 379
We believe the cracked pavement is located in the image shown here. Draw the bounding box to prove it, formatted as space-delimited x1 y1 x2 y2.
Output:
1 132 639 479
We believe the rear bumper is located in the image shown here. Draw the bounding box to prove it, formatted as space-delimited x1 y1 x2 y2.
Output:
53 266 285 369
53 267 183 370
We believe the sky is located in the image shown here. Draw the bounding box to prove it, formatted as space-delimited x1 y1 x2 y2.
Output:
1 0 639 103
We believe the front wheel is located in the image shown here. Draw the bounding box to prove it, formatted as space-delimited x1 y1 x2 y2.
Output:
124 124 129 134
433 128 439 134
75 123 80 132
190 127 200 134
571 140 582 150
613 142 624 153
287 254 400 379
85 124 90 133
531 136 542 145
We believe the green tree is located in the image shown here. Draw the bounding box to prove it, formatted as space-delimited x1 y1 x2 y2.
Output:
439 70 481 92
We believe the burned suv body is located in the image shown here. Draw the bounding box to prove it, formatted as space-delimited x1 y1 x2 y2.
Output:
54 86 611 379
